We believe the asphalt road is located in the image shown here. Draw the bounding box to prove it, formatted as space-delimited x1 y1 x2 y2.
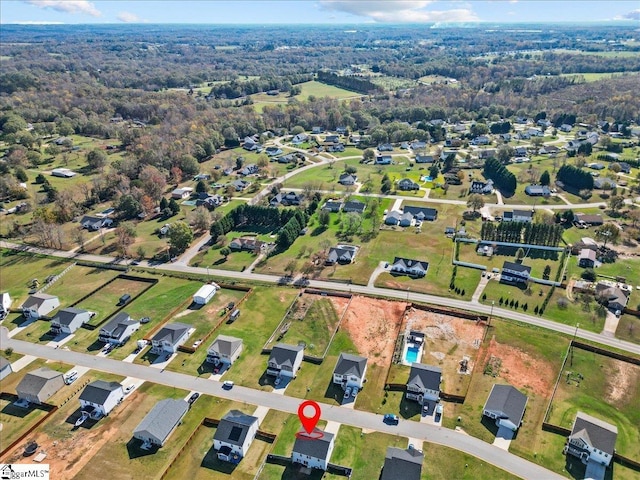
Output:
0 327 563 480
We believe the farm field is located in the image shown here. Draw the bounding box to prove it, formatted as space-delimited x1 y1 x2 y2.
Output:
251 80 362 112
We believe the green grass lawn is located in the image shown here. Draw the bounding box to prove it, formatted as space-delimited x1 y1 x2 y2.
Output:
251 80 363 112
422 442 518 480
616 314 640 345
75 277 152 325
44 265 120 306
547 347 640 459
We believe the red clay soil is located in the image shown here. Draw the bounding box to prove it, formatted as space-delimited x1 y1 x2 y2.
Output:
340 296 408 368
482 336 555 398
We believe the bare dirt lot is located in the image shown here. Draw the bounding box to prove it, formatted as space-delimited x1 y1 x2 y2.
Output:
605 359 640 404
482 336 554 397
340 296 407 368
405 308 485 395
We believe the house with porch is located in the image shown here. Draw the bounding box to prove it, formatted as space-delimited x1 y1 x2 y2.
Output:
206 335 243 367
564 412 617 470
266 343 304 379
213 410 260 464
21 294 60 319
326 245 358 265
483 384 528 432
381 447 423 480
406 363 442 405
390 257 428 277
500 261 532 285
79 380 124 417
398 178 420 191
502 210 533 223
150 322 191 355
333 353 368 390
338 173 357 185
50 308 92 335
98 312 139 345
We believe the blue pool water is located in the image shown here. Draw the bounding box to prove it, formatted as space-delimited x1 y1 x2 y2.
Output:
405 346 420 363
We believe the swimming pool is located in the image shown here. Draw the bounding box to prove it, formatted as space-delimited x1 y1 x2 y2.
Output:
405 346 420 363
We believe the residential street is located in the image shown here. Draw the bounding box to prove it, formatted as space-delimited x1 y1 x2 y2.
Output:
0 327 563 480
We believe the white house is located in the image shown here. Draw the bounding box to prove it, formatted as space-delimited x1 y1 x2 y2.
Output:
193 284 217 305
171 187 193 199
133 399 189 447
98 312 139 345
150 322 191 355
0 292 13 318
50 308 92 335
0 357 12 381
266 343 304 379
79 380 124 417
564 412 617 469
482 384 528 432
292 428 335 470
333 353 367 390
502 209 533 223
406 363 442 405
500 261 532 285
206 335 243 366
390 257 429 277
213 410 259 464
21 294 60 319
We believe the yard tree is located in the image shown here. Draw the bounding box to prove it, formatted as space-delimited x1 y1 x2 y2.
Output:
168 198 181 216
235 157 244 170
220 246 231 258
159 197 168 210
189 206 211 232
515 247 525 261
539 170 551 186
345 165 357 174
363 148 376 162
284 260 297 276
429 165 439 179
543 264 551 280
87 149 108 172
318 209 330 228
466 194 484 212
115 222 137 257
115 194 142 220
628 209 640 228
139 165 167 202
168 221 193 255
608 195 624 214
14 167 28 182
44 143 61 158
596 223 620 246
497 145 514 164
291 125 305 135
195 179 209 194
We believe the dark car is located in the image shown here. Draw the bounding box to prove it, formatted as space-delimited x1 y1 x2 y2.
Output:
383 414 399 425
188 392 200 405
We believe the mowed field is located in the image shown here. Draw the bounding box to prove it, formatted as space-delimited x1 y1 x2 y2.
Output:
251 80 363 112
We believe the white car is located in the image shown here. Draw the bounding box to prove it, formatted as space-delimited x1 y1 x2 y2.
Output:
192 340 202 348
64 371 78 384
124 384 136 394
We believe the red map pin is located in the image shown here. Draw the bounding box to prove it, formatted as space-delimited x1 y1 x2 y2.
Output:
297 400 321 434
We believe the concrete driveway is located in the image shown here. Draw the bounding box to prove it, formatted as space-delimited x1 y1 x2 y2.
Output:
493 425 515 450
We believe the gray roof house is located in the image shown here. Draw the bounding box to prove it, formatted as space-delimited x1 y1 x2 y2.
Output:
381 447 423 480
406 363 442 404
500 261 532 285
213 410 260 464
269 191 301 207
398 178 420 191
595 284 629 312
384 211 402 226
333 353 368 390
483 384 528 431
343 201 366 214
150 322 191 355
98 312 139 345
0 356 12 381
133 399 189 447
80 215 113 231
16 367 65 405
415 154 434 164
503 209 533 223
470 179 493 194
524 185 550 196
391 257 429 277
206 335 243 366
79 380 124 417
267 343 304 379
21 293 60 319
51 307 92 335
564 412 617 470
326 245 358 265
338 173 357 185
292 428 335 470
322 200 343 212
404 205 438 221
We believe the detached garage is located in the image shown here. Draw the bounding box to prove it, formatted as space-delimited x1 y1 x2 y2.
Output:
193 284 217 305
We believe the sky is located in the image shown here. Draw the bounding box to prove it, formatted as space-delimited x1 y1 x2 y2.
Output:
1 1 639 25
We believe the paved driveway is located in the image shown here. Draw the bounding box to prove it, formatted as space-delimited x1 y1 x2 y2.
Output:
493 426 515 450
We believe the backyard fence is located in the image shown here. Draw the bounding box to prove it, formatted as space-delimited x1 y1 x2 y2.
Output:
0 395 58 459
36 262 76 294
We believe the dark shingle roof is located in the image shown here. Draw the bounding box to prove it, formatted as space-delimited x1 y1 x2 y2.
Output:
16 367 63 396
407 363 441 391
152 322 190 345
269 343 303 368
570 412 617 455
134 399 189 444
52 307 89 326
293 428 334 460
333 353 367 377
381 447 423 480
80 380 123 405
502 261 532 274
214 410 258 446
208 335 242 357
22 293 58 309
403 205 437 219
392 257 428 273
483 384 528 426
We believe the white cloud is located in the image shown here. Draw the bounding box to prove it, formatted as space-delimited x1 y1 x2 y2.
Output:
616 9 640 21
319 0 478 23
509 0 518 4
24 0 101 17
117 11 141 23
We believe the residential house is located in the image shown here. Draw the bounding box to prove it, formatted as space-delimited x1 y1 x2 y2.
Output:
80 215 113 231
617 162 632 174
595 284 629 312
524 185 551 196
342 201 366 214
376 155 392 165
499 133 512 142
0 292 12 318
193 173 211 181
16 367 65 404
378 143 394 152
471 135 490 146
291 133 309 145
539 145 560 155
410 141 427 150
195 193 224 210
232 179 250 191
276 153 298 164
50 308 92 335
333 353 368 390
515 132 531 140
588 163 605 171
404 205 438 222
229 237 264 252
514 146 528 156
578 249 597 268
440 150 457 161
338 173 357 185
242 137 261 152
564 412 617 468
500 261 532 285
325 135 340 144
51 168 77 178
483 384 528 431
150 322 191 355
391 257 429 277
406 363 442 405
292 428 335 470
213 410 260 464
398 178 420 191
594 178 616 190
326 245 358 265
477 149 496 159
0 357 12 381
415 154 434 164
528 128 544 137
79 380 124 417
559 124 573 132
193 284 217 305
573 214 603 226
322 200 342 213
444 226 456 236
98 312 139 345
133 399 189 447
335 127 347 135
266 343 304 379
514 156 530 164
171 187 193 200
381 447 423 480
470 179 494 194
21 294 60 319
270 191 301 207
239 164 259 176
311 127 324 134
502 210 533 223
445 138 464 147
206 335 243 366
265 146 282 157
325 143 345 153
385 211 402 226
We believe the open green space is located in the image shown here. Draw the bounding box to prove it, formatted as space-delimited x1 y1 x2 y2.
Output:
0 250 68 305
44 265 120 306
191 247 257 272
251 80 363 112
421 442 517 480
616 314 640 345
547 347 640 459
75 277 152 325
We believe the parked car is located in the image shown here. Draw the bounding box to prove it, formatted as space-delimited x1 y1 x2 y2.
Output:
344 387 352 399
435 404 443 422
188 392 200 404
383 414 399 425
125 384 136 394
222 381 234 390
351 387 358 398
192 339 202 348
140 316 150 324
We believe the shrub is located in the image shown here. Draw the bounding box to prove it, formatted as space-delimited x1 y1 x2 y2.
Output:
581 268 596 282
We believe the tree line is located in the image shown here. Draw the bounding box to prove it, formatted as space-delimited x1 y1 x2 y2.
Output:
556 164 594 191
483 158 517 194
